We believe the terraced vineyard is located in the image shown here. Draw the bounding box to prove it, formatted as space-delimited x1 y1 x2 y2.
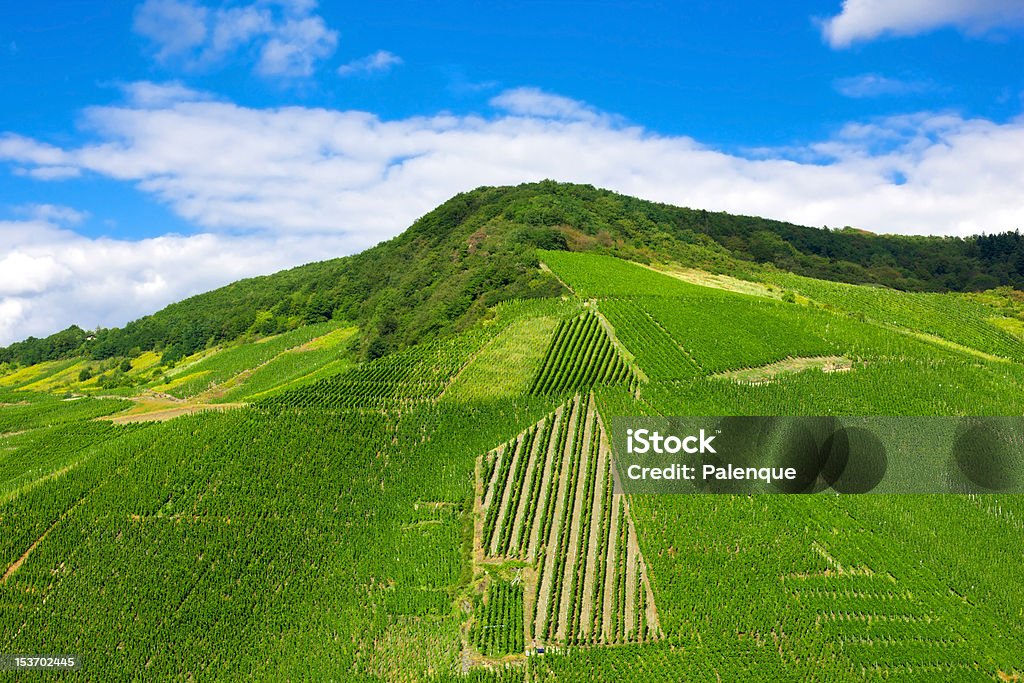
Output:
527 314 633 396
475 395 661 651
546 250 1011 380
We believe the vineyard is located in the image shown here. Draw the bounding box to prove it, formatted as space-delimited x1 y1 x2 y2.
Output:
765 271 1024 362
527 314 634 396
596 298 699 380
261 330 490 409
160 321 347 398
0 395 561 679
470 580 525 657
474 395 661 652
637 356 1024 417
539 251 705 298
545 250 1009 379
443 313 563 402
2 240 1024 680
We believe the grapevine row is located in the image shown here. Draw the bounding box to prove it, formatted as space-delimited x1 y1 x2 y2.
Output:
475 395 662 649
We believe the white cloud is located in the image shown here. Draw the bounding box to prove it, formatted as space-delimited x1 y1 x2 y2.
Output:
4 84 1024 344
14 166 82 180
16 204 89 225
0 252 72 297
133 0 337 78
256 15 337 77
834 73 935 98
0 135 71 166
337 50 403 77
121 80 213 107
490 87 605 123
133 0 209 60
822 0 1024 48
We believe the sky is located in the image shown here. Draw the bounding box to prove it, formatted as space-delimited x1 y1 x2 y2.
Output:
2 1 1024 346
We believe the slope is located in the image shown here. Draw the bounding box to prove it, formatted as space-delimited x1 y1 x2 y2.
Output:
6 181 1024 372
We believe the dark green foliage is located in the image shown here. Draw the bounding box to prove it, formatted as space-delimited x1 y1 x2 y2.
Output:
0 326 89 367
160 345 185 365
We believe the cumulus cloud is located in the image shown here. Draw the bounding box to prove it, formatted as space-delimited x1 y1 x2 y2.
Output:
822 0 1024 48
16 204 89 225
133 0 209 61
490 87 605 122
133 0 337 77
834 73 935 98
337 50 403 77
121 80 213 107
3 84 1024 343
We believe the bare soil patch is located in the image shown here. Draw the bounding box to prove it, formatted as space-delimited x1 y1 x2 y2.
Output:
105 402 243 424
715 356 853 384
649 263 780 299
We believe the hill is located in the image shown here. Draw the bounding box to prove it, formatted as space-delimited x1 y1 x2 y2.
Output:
1 188 1023 680
4 181 1024 372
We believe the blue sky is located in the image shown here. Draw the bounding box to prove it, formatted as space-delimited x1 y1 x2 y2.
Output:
1 0 1024 344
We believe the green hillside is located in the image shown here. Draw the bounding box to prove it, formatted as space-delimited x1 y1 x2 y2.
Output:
2 190 1024 680
5 181 1024 372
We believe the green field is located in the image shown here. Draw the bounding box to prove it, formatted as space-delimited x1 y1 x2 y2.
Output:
1 244 1022 681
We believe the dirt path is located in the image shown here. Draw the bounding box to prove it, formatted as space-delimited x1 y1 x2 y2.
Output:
105 402 244 424
639 553 662 636
538 261 575 295
714 355 853 384
473 450 491 567
481 445 506 512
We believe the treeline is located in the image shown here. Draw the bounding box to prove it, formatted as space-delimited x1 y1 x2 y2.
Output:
4 181 1023 367
497 181 1024 292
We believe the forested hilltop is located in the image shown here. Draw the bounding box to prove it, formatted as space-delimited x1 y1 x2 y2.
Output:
4 180 1024 368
